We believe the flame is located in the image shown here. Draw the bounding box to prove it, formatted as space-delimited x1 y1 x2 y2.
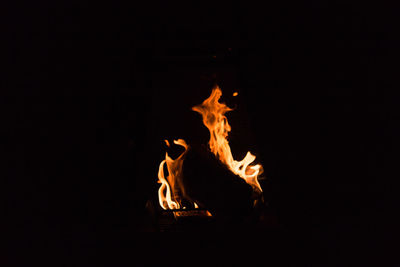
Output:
157 139 188 210
157 85 263 210
192 85 263 193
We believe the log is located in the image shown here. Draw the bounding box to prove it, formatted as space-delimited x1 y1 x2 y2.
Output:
182 144 254 221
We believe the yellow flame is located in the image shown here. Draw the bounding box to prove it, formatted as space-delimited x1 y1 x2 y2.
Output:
157 139 188 210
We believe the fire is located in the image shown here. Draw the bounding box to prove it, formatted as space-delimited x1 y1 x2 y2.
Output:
157 85 263 210
192 86 263 193
157 139 188 210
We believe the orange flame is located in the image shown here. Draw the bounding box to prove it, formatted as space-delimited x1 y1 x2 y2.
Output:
192 85 263 193
157 85 263 210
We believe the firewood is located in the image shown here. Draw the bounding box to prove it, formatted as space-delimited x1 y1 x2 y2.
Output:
182 144 254 220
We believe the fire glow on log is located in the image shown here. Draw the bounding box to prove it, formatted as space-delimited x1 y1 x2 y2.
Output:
157 85 264 217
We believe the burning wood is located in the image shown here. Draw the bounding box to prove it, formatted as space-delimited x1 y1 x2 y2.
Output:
182 144 254 219
172 209 212 219
156 85 264 219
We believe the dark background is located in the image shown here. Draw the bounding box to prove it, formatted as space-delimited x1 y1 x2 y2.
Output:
4 1 399 266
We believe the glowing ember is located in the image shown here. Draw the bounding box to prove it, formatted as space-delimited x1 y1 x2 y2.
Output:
157 85 264 210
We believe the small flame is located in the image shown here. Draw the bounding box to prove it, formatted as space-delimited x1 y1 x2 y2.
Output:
192 85 263 193
164 139 170 147
233 92 238 96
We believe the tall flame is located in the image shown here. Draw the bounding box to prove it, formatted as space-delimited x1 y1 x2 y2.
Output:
157 139 188 210
192 85 263 193
157 85 263 210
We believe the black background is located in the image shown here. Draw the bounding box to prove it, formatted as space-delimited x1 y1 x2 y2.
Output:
4 1 399 266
